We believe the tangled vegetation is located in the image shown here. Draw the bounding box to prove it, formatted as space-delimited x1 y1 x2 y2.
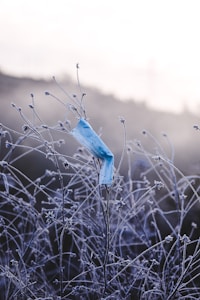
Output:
0 74 200 299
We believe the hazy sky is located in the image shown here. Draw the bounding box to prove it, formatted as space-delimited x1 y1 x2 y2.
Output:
1 0 200 113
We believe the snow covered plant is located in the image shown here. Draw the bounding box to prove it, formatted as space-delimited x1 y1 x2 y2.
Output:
0 68 200 299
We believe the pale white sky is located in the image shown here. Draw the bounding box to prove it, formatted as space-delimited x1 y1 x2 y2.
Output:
1 0 200 113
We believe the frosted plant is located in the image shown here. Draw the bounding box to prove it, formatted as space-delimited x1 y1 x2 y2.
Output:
0 67 200 299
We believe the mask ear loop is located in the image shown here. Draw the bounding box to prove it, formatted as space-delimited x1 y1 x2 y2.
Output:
71 118 114 186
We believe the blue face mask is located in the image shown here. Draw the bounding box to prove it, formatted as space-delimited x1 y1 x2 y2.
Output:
71 118 114 186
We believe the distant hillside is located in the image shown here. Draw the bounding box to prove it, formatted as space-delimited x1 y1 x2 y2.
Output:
1 72 200 175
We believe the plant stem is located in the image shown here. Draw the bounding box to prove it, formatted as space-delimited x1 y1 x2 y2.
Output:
103 186 110 296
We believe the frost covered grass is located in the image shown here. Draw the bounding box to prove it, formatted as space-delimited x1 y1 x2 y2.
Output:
0 76 200 299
